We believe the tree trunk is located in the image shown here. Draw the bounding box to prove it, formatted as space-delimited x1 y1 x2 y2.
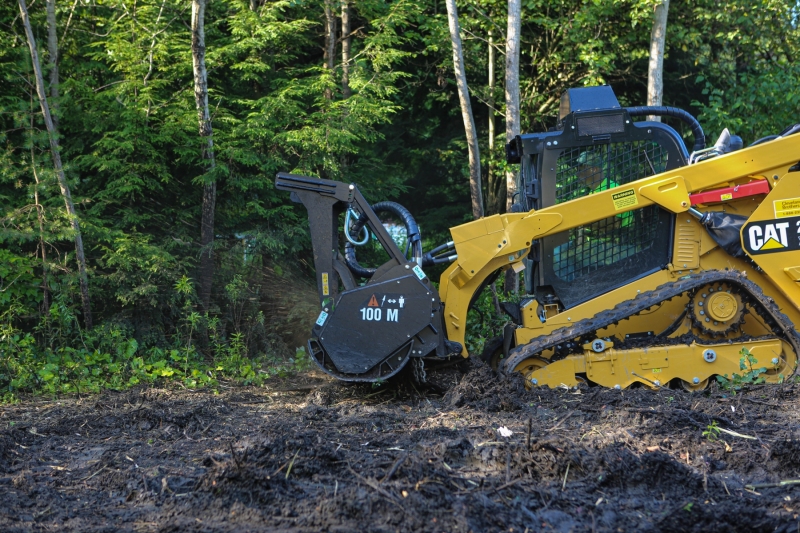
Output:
191 0 216 312
19 0 92 328
504 0 521 212
444 0 483 220
487 28 497 214
341 1 351 99
46 0 59 129
647 0 670 121
504 0 521 293
30 112 49 317
323 0 336 100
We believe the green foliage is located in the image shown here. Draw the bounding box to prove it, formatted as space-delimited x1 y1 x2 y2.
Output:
682 0 800 142
0 293 312 401
464 276 519 354
0 249 41 313
702 420 720 442
716 347 767 393
2 0 799 400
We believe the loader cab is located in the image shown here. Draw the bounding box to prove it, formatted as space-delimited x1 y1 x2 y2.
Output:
508 86 689 309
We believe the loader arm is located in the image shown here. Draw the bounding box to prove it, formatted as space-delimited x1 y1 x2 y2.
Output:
439 134 800 356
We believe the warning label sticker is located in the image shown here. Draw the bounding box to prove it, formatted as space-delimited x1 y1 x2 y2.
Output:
321 272 330 296
611 189 638 211
358 293 403 323
774 197 800 218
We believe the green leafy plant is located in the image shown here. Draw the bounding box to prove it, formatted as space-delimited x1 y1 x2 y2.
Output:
703 420 720 442
464 277 520 355
716 347 767 393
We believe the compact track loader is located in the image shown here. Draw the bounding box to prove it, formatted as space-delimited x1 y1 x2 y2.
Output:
277 85 800 390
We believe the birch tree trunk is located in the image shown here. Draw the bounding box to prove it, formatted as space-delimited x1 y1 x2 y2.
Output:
444 0 483 220
647 0 670 121
46 0 59 128
44 0 58 313
323 0 336 100
504 0 521 293
19 0 92 328
191 0 217 311
341 1 351 99
504 0 521 212
30 111 49 316
487 28 497 214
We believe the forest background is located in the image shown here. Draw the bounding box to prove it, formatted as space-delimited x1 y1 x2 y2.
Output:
1 0 798 399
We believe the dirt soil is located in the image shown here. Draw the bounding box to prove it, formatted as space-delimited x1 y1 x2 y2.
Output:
2 360 800 532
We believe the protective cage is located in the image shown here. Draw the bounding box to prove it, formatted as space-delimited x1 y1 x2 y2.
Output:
515 93 689 309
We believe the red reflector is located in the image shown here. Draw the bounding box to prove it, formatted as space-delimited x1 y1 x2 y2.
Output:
689 180 771 206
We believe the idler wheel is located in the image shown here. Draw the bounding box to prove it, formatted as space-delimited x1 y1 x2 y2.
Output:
679 377 710 392
514 357 550 387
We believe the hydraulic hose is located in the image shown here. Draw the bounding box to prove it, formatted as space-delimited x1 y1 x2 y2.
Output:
625 106 705 152
749 124 800 147
750 135 780 147
344 201 423 278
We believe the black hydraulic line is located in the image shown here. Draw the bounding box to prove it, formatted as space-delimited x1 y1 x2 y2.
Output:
750 135 780 147
748 124 799 147
625 106 705 152
431 255 457 265
779 123 800 137
344 232 377 278
422 241 456 266
344 201 423 278
427 241 455 256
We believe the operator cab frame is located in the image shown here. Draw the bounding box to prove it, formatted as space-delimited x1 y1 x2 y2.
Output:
507 86 690 311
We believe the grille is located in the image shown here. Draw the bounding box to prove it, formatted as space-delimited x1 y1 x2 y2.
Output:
550 141 668 282
552 207 662 281
554 141 667 203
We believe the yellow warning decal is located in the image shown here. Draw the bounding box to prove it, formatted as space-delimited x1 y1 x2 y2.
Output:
611 189 638 211
652 368 662 373
774 197 800 218
720 193 733 201
321 272 330 296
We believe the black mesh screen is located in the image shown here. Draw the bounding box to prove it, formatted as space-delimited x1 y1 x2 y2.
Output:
555 141 667 203
519 153 539 210
552 207 662 282
550 141 667 283
541 140 673 307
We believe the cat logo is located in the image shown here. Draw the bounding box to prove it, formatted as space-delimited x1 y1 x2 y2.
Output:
743 216 800 256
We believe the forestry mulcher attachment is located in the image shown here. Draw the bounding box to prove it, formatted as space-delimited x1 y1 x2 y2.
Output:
277 85 800 390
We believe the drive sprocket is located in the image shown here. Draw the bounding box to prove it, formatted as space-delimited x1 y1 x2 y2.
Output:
690 282 745 336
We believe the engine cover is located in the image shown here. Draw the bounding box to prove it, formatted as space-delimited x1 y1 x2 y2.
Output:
310 274 440 380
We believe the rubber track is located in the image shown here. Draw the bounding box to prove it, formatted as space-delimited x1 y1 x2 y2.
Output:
502 269 800 377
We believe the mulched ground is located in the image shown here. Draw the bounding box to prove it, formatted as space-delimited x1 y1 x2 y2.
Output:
2 360 800 532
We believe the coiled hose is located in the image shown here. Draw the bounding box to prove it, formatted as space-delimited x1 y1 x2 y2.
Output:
625 106 705 152
344 201 422 278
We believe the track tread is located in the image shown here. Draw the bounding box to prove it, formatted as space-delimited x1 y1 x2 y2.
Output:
502 269 800 379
